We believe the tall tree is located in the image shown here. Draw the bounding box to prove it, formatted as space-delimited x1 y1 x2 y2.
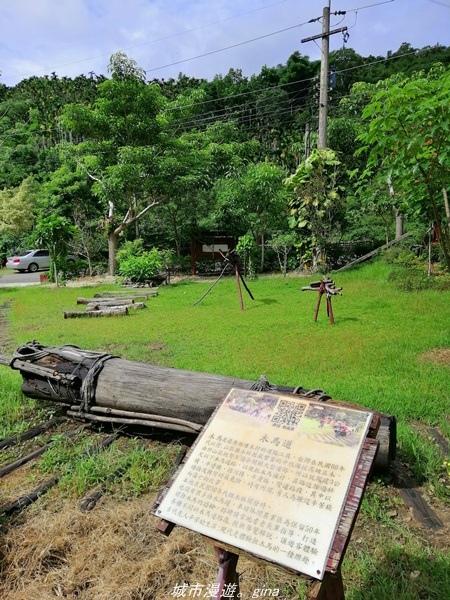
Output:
214 161 288 271
358 65 450 271
0 177 36 236
61 53 168 274
286 148 344 270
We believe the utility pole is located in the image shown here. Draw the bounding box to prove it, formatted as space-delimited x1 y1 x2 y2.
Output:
304 122 311 160
301 4 347 150
318 4 330 150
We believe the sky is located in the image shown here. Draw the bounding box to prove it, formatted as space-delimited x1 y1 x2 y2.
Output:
1 0 449 87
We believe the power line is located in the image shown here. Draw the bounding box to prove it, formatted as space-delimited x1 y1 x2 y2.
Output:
164 75 318 113
1 0 296 84
165 48 421 129
143 0 398 78
0 48 430 148
163 43 420 117
343 0 396 12
145 20 313 75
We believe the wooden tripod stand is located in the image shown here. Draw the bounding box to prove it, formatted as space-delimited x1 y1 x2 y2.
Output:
192 249 254 311
302 278 342 325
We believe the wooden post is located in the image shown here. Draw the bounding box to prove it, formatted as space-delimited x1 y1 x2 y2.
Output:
314 290 323 322
213 548 240 600
308 570 345 600
327 296 334 325
304 279 339 325
235 264 244 311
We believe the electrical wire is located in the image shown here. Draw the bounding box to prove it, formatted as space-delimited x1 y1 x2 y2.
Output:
343 0 395 12
144 20 314 75
0 47 431 150
163 74 318 113
2 0 297 83
144 1 397 79
165 48 419 125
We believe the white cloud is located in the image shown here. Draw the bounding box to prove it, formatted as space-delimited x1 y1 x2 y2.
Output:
0 0 449 87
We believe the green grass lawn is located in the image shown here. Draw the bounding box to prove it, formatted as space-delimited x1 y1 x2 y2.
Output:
1 261 449 489
0 260 449 599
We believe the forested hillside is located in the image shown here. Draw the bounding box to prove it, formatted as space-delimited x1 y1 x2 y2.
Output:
1 41 450 276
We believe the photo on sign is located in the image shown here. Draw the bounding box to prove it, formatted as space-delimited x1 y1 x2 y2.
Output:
297 404 372 448
154 389 373 580
226 390 279 423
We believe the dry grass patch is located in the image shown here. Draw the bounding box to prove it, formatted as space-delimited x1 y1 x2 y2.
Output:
1 495 298 600
419 348 450 366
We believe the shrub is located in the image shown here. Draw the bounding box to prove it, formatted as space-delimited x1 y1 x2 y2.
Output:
48 257 86 284
381 245 419 268
387 265 450 292
388 268 433 291
168 254 191 275
116 239 145 264
118 248 163 283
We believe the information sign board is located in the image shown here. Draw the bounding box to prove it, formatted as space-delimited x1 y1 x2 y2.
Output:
155 389 372 580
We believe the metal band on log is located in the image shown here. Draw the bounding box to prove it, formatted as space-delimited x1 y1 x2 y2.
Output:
4 341 396 471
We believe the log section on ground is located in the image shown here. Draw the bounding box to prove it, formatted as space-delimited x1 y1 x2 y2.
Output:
94 291 158 298
85 302 146 312
64 307 128 318
2 342 396 472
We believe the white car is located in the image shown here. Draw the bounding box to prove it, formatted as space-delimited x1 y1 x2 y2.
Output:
6 249 76 273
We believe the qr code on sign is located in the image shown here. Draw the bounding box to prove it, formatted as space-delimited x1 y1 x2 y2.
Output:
271 400 306 430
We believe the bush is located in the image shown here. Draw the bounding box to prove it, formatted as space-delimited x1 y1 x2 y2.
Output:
379 238 450 291
48 257 87 283
381 245 419 268
116 239 145 264
388 268 433 291
118 248 163 284
387 265 450 292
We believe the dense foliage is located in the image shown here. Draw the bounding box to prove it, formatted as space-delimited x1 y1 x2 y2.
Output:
1 41 450 274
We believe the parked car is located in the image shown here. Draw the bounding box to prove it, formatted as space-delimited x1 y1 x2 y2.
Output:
6 249 76 273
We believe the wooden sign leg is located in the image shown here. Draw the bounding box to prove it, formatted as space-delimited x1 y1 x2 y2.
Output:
235 266 244 311
213 547 240 599
308 570 345 600
314 291 323 322
327 297 335 325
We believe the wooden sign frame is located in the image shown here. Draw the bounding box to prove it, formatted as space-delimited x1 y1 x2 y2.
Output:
154 389 379 598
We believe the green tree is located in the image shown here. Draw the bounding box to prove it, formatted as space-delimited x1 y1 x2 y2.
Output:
37 161 104 272
34 215 76 286
269 232 299 277
358 65 450 271
285 148 344 270
0 177 36 236
214 162 288 271
61 53 168 274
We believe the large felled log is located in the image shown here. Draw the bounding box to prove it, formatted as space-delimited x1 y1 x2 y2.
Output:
64 307 128 318
86 302 146 312
3 342 396 472
77 297 135 305
94 291 157 298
